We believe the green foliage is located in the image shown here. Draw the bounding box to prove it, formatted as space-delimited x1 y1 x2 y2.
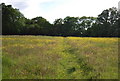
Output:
90 7 119 37
1 3 120 37
2 3 26 35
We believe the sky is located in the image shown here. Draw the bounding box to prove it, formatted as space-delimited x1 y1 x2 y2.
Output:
0 0 120 23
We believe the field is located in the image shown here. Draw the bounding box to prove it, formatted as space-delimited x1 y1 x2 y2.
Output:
0 36 119 79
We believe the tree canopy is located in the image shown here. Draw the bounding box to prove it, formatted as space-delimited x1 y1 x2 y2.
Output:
1 3 120 37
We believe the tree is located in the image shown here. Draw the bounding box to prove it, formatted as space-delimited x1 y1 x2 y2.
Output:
2 3 26 35
0 4 2 35
96 7 119 37
78 16 96 36
53 18 64 36
31 17 52 35
63 16 79 36
2 3 119 37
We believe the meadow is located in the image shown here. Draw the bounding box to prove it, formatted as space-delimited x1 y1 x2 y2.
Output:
0 36 119 79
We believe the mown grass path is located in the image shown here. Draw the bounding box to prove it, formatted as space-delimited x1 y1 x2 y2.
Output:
1 36 118 79
57 37 101 79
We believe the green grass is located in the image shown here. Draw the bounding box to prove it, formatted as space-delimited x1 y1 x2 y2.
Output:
1 36 119 79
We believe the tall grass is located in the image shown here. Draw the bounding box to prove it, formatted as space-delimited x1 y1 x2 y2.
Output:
1 36 119 79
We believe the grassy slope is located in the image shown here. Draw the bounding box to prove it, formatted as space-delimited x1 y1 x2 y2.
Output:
1 36 119 79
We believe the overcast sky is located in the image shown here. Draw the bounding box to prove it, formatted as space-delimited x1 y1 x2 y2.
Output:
0 0 120 23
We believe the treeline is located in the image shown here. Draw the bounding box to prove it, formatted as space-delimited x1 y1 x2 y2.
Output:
1 3 120 37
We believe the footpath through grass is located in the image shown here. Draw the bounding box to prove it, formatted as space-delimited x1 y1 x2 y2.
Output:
1 36 119 79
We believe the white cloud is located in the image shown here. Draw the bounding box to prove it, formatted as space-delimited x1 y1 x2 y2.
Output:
41 0 120 23
1 0 120 23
